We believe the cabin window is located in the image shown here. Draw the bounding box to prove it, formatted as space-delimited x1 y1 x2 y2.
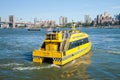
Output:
46 34 50 40
41 42 45 48
52 34 56 40
46 34 56 40
68 38 89 50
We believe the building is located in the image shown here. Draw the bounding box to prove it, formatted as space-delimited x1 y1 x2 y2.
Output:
34 18 37 26
84 15 91 24
96 12 113 25
39 20 56 27
50 20 56 27
0 17 1 28
9 15 15 28
59 16 67 26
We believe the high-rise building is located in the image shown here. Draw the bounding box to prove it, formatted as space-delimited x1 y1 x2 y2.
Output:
84 15 91 24
0 17 1 28
97 15 100 24
96 12 113 25
59 16 63 25
64 17 67 24
9 15 15 28
50 20 56 27
34 18 37 26
59 16 67 25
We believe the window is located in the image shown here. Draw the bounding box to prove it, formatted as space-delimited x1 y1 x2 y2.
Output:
46 34 56 40
41 42 45 48
68 38 89 50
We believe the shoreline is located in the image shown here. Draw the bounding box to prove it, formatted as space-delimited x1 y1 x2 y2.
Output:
0 25 120 29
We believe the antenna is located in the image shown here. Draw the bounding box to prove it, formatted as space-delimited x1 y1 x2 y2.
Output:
72 20 76 30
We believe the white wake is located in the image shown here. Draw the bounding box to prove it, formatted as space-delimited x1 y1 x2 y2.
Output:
13 64 60 71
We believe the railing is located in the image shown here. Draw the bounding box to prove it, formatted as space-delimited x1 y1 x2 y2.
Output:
60 31 70 54
60 33 66 52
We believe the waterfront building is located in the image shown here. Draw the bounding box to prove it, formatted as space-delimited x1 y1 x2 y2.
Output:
84 15 91 24
93 18 97 26
64 17 67 24
44 20 50 27
39 20 56 27
50 20 56 27
59 16 67 26
34 18 37 26
96 12 113 25
97 15 101 24
39 21 44 27
0 17 1 28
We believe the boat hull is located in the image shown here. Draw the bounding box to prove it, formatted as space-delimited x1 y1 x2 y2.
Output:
32 42 91 65
27 28 41 31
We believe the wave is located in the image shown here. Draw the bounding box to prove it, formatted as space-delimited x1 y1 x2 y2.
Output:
108 50 120 55
71 60 76 64
51 64 61 68
0 63 24 67
13 64 60 71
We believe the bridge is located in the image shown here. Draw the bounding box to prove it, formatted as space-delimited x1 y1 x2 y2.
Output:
0 21 34 28
0 15 34 28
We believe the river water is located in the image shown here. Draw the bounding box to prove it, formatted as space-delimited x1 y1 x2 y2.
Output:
0 28 120 80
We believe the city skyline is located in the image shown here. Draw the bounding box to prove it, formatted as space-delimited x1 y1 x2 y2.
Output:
0 0 120 23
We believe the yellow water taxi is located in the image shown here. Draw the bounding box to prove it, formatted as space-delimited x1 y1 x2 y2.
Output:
32 24 92 65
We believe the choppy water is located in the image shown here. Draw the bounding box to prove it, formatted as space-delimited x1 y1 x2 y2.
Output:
0 28 120 80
